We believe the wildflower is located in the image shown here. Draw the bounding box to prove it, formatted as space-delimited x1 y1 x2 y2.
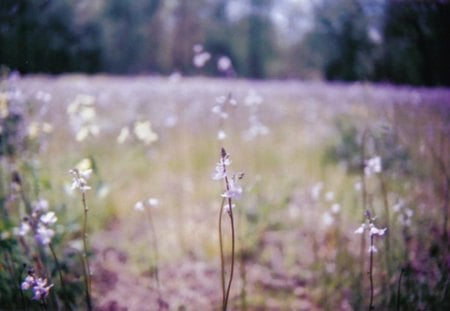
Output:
217 130 227 140
364 156 382 176
21 272 53 301
354 223 366 234
222 174 243 200
148 198 159 207
325 191 335 202
69 168 92 193
218 56 232 72
331 203 341 214
212 155 231 181
134 201 145 212
368 245 378 253
133 121 158 145
17 221 31 236
193 52 211 68
40 211 57 225
369 225 387 236
310 182 324 200
35 224 55 246
117 126 130 144
32 199 49 214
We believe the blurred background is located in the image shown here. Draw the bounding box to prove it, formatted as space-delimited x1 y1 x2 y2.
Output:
1 0 450 86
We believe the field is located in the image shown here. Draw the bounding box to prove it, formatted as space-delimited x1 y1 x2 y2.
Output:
1 73 449 310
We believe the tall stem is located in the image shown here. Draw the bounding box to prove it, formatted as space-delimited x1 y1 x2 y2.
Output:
81 192 92 311
223 200 235 311
218 198 226 306
369 234 374 311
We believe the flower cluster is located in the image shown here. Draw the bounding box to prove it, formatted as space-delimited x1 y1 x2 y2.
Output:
69 168 92 193
354 211 387 253
67 94 100 142
212 148 243 209
364 156 382 177
15 199 57 246
21 270 54 301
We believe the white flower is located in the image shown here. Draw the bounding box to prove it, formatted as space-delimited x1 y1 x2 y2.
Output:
32 199 49 214
322 212 334 226
21 275 34 290
148 198 159 207
17 222 31 237
365 156 382 176
117 126 130 144
369 225 387 236
40 212 57 225
331 203 341 214
218 56 232 72
193 52 211 68
325 191 334 202
35 224 55 246
217 130 227 140
212 156 231 181
222 175 243 200
310 182 323 200
69 168 92 193
354 223 366 234
368 245 378 253
134 201 145 212
133 121 158 145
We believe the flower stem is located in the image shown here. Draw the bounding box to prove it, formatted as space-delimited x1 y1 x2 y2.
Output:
369 234 374 311
218 198 226 307
223 198 235 311
81 192 92 311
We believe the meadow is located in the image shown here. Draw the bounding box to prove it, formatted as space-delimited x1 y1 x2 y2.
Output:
0 72 449 310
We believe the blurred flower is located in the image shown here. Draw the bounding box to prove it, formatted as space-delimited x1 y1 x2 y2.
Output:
368 245 378 253
193 44 204 53
212 155 231 181
32 199 49 215
40 212 57 225
222 174 243 200
133 121 158 145
310 182 324 200
117 126 130 144
193 52 211 68
21 272 54 301
16 221 31 236
325 191 335 202
35 224 55 246
365 156 382 176
69 168 92 193
322 211 334 226
331 203 341 214
148 198 159 207
134 201 145 212
244 90 263 107
217 130 227 140
218 56 232 72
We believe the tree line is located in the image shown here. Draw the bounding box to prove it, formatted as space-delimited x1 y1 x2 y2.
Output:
0 0 449 86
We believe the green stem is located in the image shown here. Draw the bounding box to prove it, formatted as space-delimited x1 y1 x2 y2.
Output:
49 243 69 309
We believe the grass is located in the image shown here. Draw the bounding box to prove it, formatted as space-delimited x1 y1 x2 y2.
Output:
1 74 449 310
